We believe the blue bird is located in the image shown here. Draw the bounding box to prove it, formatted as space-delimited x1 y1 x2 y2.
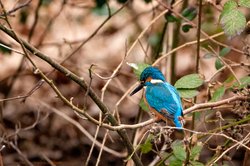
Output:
130 66 183 128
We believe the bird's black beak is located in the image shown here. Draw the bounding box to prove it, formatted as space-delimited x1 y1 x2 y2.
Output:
130 82 144 96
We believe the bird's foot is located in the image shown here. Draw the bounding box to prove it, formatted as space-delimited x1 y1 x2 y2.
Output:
178 116 185 127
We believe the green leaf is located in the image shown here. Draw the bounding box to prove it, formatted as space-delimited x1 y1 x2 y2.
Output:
156 152 170 166
139 99 150 112
203 52 215 59
127 63 150 78
95 0 106 8
178 89 199 98
181 6 197 21
220 0 237 20
232 76 250 89
0 42 11 54
215 59 224 70
239 0 250 8
189 161 204 166
190 143 203 160
148 33 161 47
210 86 225 102
219 47 231 56
182 23 193 33
140 140 152 154
224 75 235 84
194 112 201 120
92 4 114 16
223 0 238 11
41 0 52 6
240 76 250 85
215 47 231 70
140 135 153 154
169 157 183 166
165 12 178 22
174 74 203 89
172 140 186 161
220 0 246 37
222 164 230 166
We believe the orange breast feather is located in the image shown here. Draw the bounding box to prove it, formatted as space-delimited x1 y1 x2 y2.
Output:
143 94 167 121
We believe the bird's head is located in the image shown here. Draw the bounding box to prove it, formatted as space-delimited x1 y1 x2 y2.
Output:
130 66 166 96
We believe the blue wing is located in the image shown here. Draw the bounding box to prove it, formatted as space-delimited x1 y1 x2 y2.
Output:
165 82 183 117
145 82 182 119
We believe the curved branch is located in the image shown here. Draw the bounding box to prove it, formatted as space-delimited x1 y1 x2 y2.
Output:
38 100 126 158
0 23 143 166
183 95 249 115
106 95 249 131
0 0 31 16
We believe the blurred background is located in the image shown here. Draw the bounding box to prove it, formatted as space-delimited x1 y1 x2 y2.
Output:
0 0 249 165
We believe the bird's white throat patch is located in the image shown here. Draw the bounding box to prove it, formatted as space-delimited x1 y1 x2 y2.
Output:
150 79 164 84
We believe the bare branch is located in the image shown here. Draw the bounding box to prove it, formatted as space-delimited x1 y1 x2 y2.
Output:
183 95 248 115
0 0 32 16
0 15 143 166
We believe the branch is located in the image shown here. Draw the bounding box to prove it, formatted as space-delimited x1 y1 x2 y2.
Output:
28 0 43 42
158 2 243 55
183 95 249 115
0 20 143 166
37 99 126 158
63 2 128 62
205 63 250 83
115 32 225 110
208 46 241 84
0 0 31 16
161 126 250 151
107 95 249 131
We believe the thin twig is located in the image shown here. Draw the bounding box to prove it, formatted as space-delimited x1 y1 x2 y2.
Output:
153 32 225 65
0 95 29 102
40 153 56 166
0 23 143 166
205 63 250 83
110 95 249 131
0 79 45 103
92 71 118 80
0 0 38 100
84 64 94 109
0 43 24 55
36 0 66 47
209 132 250 165
163 127 250 152
208 46 241 85
96 33 126 164
28 0 43 42
8 142 33 166
116 32 225 110
157 2 243 55
63 2 128 62
0 2 141 165
37 99 126 158
96 130 108 166
183 95 248 115
0 0 31 16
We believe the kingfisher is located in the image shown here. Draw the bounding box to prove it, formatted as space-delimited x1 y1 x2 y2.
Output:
130 66 183 129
